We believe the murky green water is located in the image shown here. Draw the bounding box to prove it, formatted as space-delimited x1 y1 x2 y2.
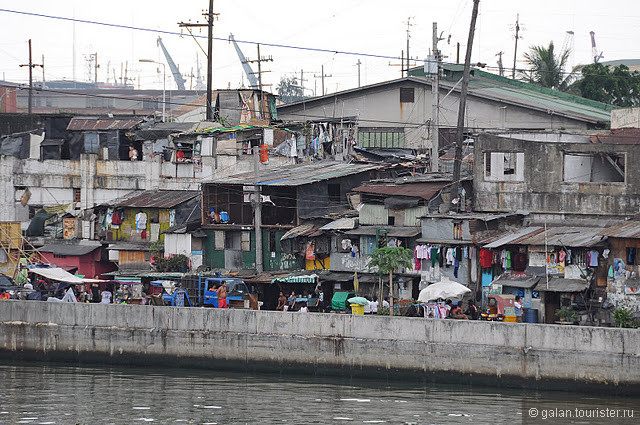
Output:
0 363 636 424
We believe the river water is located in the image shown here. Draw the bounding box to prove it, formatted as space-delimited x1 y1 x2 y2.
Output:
0 363 637 424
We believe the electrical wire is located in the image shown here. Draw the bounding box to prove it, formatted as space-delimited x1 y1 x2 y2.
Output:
1 8 637 81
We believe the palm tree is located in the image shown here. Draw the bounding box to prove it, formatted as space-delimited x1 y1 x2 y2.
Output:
522 41 573 90
367 246 414 316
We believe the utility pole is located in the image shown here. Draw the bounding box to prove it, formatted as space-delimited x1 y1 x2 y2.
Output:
94 52 99 83
431 22 441 172
512 13 521 79
19 39 43 115
496 51 504 76
456 42 460 64
451 0 480 210
406 17 414 76
253 145 263 273
245 44 273 119
179 0 218 121
355 60 362 87
388 50 406 77
314 65 332 96
299 69 307 93
41 55 45 85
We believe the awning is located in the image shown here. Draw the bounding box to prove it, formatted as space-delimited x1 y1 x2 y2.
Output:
534 278 590 293
490 273 540 289
345 226 420 238
29 267 84 284
271 274 318 284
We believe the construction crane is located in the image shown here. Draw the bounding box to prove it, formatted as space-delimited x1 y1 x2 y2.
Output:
590 31 604 63
156 37 187 90
229 33 259 89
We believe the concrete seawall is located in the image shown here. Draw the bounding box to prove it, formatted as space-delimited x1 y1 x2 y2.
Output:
1 300 638 393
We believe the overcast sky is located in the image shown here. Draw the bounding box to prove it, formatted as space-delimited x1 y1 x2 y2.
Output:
1 1 638 94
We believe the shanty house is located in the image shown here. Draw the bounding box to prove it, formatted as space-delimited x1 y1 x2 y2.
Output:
200 161 382 272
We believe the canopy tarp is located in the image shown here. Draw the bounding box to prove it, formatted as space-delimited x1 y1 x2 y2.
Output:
271 274 318 284
30 267 84 284
332 291 355 310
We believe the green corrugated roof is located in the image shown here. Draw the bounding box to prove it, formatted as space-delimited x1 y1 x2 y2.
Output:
408 65 612 124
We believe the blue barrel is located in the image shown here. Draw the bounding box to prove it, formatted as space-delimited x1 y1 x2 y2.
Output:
524 308 538 323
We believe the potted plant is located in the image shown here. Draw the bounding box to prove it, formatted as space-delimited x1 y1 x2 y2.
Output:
555 307 579 323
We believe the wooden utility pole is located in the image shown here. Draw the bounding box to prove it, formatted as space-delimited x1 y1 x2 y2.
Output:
512 13 520 79
314 65 332 96
451 0 480 210
245 44 273 119
179 0 218 121
406 17 413 76
496 51 504 77
94 52 99 83
19 39 42 115
431 22 441 172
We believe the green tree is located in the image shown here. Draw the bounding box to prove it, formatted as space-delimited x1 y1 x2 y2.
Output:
522 41 573 90
276 75 305 103
367 246 414 316
576 63 640 107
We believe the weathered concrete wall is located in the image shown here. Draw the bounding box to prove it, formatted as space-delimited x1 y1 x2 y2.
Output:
1 301 638 393
474 133 640 216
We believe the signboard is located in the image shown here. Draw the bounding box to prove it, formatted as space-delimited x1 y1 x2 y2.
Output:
63 218 76 239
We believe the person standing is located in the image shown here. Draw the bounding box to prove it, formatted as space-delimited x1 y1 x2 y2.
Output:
370 297 379 314
129 145 138 161
276 291 287 311
217 281 228 309
514 296 523 323
288 291 297 311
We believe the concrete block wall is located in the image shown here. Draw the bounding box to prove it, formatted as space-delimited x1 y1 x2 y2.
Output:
1 301 638 392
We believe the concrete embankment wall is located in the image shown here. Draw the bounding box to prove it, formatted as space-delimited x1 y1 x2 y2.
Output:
1 301 639 393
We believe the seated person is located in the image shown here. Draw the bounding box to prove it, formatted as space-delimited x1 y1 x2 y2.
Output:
450 303 469 320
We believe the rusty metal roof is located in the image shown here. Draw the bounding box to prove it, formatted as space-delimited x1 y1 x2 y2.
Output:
590 128 640 144
599 221 640 238
67 117 142 131
111 190 199 208
204 161 382 186
281 223 323 240
353 182 448 200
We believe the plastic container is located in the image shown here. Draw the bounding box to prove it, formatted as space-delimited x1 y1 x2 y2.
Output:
350 303 364 315
259 144 269 163
524 308 538 323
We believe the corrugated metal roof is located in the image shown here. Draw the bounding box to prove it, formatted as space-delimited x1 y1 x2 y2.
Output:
67 118 142 131
112 190 199 209
281 224 319 240
599 221 640 238
204 161 382 186
486 226 607 248
589 128 640 144
39 243 101 257
345 226 420 237
319 217 358 231
483 227 544 248
353 182 448 200
534 278 589 293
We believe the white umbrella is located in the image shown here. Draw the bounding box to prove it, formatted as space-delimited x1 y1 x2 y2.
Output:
418 279 471 302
